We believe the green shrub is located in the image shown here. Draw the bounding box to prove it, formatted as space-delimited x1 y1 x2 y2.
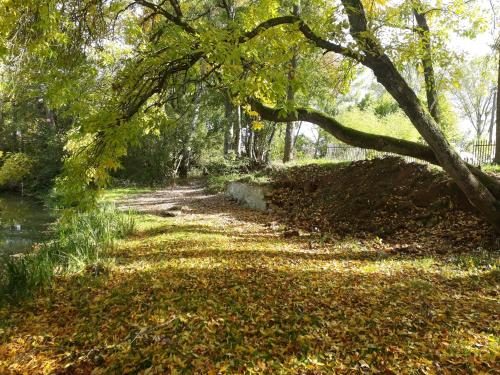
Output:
0 204 136 303
203 157 252 176
205 174 240 193
205 171 271 194
0 152 33 187
0 249 54 301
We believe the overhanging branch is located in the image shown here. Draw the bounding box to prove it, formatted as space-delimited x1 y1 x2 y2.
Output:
251 100 500 198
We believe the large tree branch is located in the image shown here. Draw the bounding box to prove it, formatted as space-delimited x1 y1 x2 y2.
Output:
252 100 437 162
296 22 359 60
413 2 442 124
251 100 500 199
135 0 196 35
239 16 300 42
239 16 357 60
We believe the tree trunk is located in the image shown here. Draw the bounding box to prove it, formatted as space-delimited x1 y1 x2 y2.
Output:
253 100 500 200
178 151 189 179
233 105 242 157
413 6 442 124
495 48 500 164
179 86 202 178
264 123 277 163
247 127 255 161
283 123 294 162
223 95 233 156
293 121 303 148
283 5 299 163
476 113 483 141
489 91 496 144
313 130 321 158
337 0 500 231
283 55 297 162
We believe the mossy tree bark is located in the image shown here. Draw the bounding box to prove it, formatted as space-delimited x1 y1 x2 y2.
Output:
413 4 442 124
263 0 500 230
252 100 500 201
343 0 500 231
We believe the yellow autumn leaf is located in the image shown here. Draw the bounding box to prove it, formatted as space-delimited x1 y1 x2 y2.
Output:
252 120 264 130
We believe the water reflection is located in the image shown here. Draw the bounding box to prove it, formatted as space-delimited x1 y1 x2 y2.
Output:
0 193 54 255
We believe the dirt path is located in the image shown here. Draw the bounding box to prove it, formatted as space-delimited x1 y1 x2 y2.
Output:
116 182 275 229
1 183 498 374
116 183 215 214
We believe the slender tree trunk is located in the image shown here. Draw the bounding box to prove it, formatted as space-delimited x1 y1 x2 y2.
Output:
264 123 277 163
489 91 496 144
223 95 233 156
179 86 202 178
254 130 264 163
495 48 500 164
283 5 299 163
413 6 442 124
476 114 483 141
313 135 321 158
283 59 296 162
178 145 190 179
293 121 303 148
233 105 242 157
283 126 294 162
247 121 256 161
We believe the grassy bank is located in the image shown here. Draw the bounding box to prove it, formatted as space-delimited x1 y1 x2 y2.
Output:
0 204 136 303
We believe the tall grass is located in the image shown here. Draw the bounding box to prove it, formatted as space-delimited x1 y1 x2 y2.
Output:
0 204 136 303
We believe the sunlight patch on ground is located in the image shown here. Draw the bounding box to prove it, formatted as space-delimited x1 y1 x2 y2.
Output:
1 189 498 373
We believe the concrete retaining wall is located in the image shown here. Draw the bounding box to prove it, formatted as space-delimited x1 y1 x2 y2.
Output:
226 182 269 211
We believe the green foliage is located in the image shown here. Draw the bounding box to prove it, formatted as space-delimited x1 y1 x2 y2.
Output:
205 171 270 194
0 0 495 204
202 157 253 176
373 94 399 118
337 107 421 142
50 205 136 271
0 152 32 187
205 174 241 194
0 204 136 303
0 250 53 301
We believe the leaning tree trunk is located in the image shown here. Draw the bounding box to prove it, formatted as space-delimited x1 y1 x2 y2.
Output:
341 0 500 231
266 0 500 230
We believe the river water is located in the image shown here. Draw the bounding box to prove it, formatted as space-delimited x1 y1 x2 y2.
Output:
0 193 54 256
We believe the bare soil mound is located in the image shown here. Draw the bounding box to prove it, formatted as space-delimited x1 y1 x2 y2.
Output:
268 157 498 253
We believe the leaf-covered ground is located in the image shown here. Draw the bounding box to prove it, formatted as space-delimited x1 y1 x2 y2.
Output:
269 158 498 253
0 185 498 374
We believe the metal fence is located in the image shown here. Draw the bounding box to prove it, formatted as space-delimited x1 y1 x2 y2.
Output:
326 145 429 164
470 140 496 165
327 142 497 166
